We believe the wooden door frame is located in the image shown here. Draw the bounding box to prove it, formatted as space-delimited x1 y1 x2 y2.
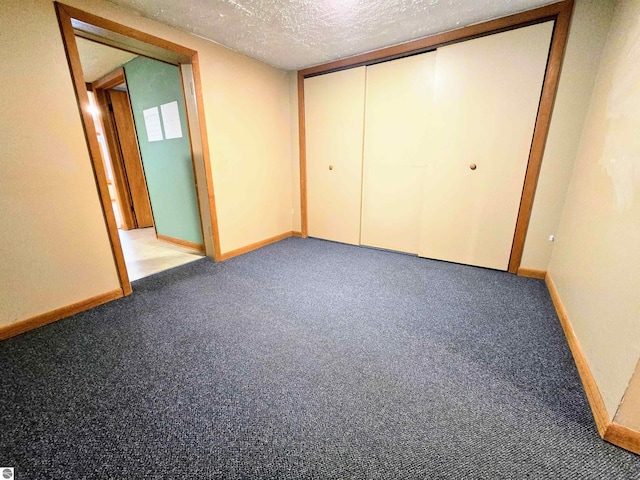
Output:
92 68 137 230
55 2 222 296
108 86 155 229
297 0 574 274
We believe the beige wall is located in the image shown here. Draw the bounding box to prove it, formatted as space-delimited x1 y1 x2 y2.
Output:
521 0 615 270
0 0 294 326
0 0 121 326
548 0 640 418
202 51 292 253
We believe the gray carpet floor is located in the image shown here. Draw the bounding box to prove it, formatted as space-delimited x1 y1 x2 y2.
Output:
1 237 639 479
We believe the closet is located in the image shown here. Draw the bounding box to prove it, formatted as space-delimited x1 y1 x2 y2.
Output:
304 21 554 271
305 67 366 245
361 52 437 255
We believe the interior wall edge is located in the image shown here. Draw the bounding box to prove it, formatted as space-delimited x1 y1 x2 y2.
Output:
288 71 302 233
179 62 217 260
297 71 308 238
519 0 617 271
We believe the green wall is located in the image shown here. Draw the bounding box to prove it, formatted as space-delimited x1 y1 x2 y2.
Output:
124 56 202 245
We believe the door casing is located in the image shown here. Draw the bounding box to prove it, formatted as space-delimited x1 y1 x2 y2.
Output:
92 68 154 231
55 2 221 296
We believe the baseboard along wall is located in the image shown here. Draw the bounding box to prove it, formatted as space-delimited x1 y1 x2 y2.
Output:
0 289 123 341
545 272 640 455
219 231 297 261
0 231 298 340
517 267 547 279
156 233 205 253
3 239 639 456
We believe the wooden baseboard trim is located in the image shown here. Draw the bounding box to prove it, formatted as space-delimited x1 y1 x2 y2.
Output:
219 231 294 261
292 231 303 238
545 273 611 437
0 289 123 341
157 233 205 253
604 423 640 455
517 267 547 279
546 273 640 455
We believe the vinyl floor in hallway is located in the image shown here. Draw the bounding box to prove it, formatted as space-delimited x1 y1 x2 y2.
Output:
118 227 203 281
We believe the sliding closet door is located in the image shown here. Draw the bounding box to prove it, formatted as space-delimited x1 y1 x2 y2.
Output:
361 52 437 254
419 21 553 270
305 67 366 245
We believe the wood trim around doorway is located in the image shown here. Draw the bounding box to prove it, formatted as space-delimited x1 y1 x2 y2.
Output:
92 67 126 90
296 0 574 274
507 0 573 273
55 1 222 301
92 69 137 231
55 4 132 295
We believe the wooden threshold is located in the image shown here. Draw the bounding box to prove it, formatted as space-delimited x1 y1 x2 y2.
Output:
157 233 205 253
0 289 123 340
219 231 295 261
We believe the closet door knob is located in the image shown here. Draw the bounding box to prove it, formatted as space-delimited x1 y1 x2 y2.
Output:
469 163 477 170
329 165 334 170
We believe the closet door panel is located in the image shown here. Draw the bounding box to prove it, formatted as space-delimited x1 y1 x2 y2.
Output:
361 52 437 254
305 67 366 245
419 21 554 270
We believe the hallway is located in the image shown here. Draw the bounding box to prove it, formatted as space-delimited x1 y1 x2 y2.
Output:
118 227 203 281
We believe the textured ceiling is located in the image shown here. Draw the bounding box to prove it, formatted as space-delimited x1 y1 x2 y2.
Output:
106 0 557 70
76 36 137 82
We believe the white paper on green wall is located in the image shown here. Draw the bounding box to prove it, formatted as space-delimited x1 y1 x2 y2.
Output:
142 106 163 142
160 101 183 140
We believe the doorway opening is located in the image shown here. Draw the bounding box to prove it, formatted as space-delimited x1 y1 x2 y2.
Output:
83 49 204 280
56 2 221 294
